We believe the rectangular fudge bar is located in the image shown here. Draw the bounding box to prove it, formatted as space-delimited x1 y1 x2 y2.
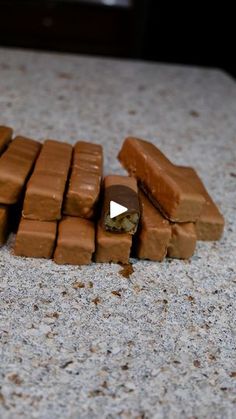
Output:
136 191 171 261
14 218 57 258
118 137 205 222
178 166 224 241
54 216 95 265
23 140 72 220
0 205 9 246
0 136 41 204
0 126 13 155
64 141 103 218
34 140 72 178
167 222 197 259
95 222 132 264
102 175 140 234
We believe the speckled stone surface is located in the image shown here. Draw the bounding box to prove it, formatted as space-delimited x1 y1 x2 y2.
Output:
0 48 236 419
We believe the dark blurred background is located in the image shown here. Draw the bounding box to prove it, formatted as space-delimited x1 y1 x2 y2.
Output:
0 0 234 77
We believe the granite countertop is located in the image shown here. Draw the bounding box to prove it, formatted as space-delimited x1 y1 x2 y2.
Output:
0 48 235 419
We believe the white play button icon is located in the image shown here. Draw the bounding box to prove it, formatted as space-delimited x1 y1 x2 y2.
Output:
110 200 128 219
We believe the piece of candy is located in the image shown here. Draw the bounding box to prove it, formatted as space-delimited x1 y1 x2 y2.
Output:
14 218 57 258
63 141 103 218
23 140 72 220
0 136 41 204
118 137 205 222
167 222 197 259
177 166 224 241
54 216 95 265
102 175 140 234
136 191 171 261
95 222 132 264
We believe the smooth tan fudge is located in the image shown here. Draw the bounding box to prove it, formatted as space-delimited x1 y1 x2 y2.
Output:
14 218 57 258
167 222 197 259
178 166 224 241
0 136 41 204
75 141 103 156
64 141 103 218
23 140 72 221
34 140 72 177
102 175 140 234
64 169 101 218
0 125 13 155
54 216 95 265
0 205 9 246
136 191 171 261
95 222 132 264
118 137 205 222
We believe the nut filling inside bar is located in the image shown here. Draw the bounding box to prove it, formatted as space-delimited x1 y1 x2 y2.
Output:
103 185 140 234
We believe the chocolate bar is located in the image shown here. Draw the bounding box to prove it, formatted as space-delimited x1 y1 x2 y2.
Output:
136 191 171 261
0 136 41 204
177 166 224 241
63 141 103 218
102 175 140 234
118 137 205 222
54 216 95 265
23 140 72 220
75 141 103 157
0 205 9 246
14 218 57 258
167 222 197 259
74 141 103 175
0 125 13 155
95 222 132 264
34 140 72 177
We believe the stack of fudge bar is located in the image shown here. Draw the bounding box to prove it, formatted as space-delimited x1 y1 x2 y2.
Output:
118 137 224 261
15 139 103 265
0 125 224 264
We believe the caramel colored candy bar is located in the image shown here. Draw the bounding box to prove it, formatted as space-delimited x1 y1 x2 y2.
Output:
14 218 57 258
23 172 66 220
178 166 224 241
0 136 41 204
64 169 101 218
23 140 72 220
167 222 197 259
54 216 95 265
64 141 103 218
118 137 205 222
103 175 140 234
73 152 102 175
95 222 132 264
0 125 13 154
0 205 9 246
75 141 103 156
136 191 171 261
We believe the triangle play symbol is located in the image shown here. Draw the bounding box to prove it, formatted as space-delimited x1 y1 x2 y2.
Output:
110 200 128 219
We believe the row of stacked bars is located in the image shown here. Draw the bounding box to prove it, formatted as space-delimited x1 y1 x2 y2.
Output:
0 126 224 264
